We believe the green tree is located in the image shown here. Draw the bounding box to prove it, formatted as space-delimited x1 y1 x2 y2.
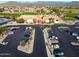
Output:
0 27 9 35
49 18 54 23
53 8 63 16
40 8 45 14
36 10 40 14
16 18 25 23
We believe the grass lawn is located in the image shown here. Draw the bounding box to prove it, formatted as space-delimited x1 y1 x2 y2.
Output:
0 12 38 17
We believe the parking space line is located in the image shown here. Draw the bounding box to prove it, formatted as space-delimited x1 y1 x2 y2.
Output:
75 27 79 28
58 26 69 29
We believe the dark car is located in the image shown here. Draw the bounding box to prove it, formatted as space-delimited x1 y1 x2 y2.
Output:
11 28 17 31
65 29 72 35
10 27 20 31
53 48 64 57
48 31 54 38
24 34 30 37
24 33 30 37
24 31 31 37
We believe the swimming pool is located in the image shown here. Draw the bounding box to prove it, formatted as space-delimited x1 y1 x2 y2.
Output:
0 18 11 25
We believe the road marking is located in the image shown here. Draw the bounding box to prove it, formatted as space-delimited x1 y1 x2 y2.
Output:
75 27 79 28
58 26 69 29
71 42 79 45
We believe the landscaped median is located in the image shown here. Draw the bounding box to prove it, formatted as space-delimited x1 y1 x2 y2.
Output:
0 26 10 44
43 28 54 57
17 29 35 54
0 31 8 44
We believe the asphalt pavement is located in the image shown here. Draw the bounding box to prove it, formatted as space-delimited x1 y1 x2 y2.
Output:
51 24 79 57
0 25 47 57
1 24 79 57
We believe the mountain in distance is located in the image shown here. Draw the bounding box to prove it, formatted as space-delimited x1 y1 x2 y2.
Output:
0 1 67 6
0 1 79 7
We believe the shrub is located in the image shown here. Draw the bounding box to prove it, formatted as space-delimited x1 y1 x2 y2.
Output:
20 40 26 46
16 18 25 23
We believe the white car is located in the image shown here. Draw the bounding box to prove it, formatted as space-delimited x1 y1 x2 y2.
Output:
1 42 8 45
55 37 58 40
52 36 55 38
8 31 14 35
26 27 28 30
76 36 79 41
51 36 58 40
72 33 78 37
53 44 60 49
29 27 32 29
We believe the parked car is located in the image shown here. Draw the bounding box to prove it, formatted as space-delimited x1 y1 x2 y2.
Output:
10 27 20 31
70 32 79 40
53 48 64 57
8 31 14 35
72 32 78 37
53 44 60 49
67 31 72 35
48 31 54 38
1 42 8 45
55 36 58 40
24 31 31 38
24 33 30 38
69 32 79 41
76 36 79 41
51 43 60 49
64 29 73 35
50 36 58 40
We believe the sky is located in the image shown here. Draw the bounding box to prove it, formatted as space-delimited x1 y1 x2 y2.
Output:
0 0 79 2
0 0 79 4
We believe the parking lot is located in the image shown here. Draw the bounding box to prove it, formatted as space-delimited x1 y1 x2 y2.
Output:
0 24 79 57
49 24 79 57
0 25 47 57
